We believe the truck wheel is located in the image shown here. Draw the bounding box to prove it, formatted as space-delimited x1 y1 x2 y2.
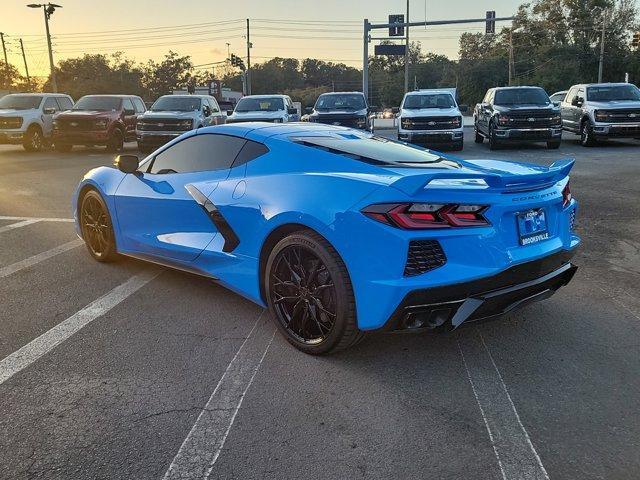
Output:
54 142 72 152
547 140 561 149
23 126 44 152
474 128 484 143
580 120 597 147
488 122 500 150
106 129 124 153
451 140 464 151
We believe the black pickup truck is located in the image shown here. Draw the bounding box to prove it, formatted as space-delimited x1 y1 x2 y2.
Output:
474 86 562 150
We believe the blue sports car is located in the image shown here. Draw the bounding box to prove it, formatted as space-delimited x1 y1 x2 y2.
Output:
73 123 579 354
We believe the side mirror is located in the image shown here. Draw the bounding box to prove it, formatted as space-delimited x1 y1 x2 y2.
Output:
305 106 313 114
43 107 56 115
552 101 560 107
572 97 583 107
287 107 298 115
203 106 211 117
114 154 139 174
226 110 234 116
391 107 400 114
124 108 135 115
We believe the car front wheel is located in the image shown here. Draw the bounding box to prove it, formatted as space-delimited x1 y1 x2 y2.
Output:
106 129 124 153
265 230 363 355
79 189 118 262
23 126 44 152
488 122 500 150
580 120 597 147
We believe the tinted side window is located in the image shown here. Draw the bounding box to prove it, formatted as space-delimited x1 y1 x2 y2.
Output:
122 98 134 113
43 97 58 111
232 140 269 168
133 98 146 113
209 98 220 112
149 134 247 174
56 97 73 110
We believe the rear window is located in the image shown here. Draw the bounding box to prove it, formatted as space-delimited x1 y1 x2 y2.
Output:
291 135 459 169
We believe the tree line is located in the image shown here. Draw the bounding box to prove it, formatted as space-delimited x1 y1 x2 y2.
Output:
1 0 638 108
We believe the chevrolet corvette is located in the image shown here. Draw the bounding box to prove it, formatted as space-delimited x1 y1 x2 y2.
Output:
73 123 579 354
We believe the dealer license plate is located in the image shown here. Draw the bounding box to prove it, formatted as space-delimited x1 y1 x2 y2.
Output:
517 209 549 245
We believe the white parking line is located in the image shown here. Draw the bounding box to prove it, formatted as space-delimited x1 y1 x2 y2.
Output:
0 238 84 278
163 312 275 480
0 269 160 385
0 216 74 223
458 331 550 480
0 219 40 233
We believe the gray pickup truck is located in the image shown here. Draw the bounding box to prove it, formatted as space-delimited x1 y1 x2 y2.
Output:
560 83 640 146
136 94 226 153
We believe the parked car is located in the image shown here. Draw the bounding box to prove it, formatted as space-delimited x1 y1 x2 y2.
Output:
53 94 146 152
73 123 579 354
474 86 562 150
549 90 568 105
226 94 299 124
0 93 73 151
305 92 372 130
136 94 226 153
560 82 640 146
397 88 464 151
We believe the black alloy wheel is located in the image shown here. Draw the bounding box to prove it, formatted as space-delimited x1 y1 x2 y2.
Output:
106 129 124 153
488 121 500 150
23 127 43 152
80 190 117 262
580 120 596 147
265 231 362 354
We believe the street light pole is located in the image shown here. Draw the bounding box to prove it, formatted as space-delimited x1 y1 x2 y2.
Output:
27 3 62 93
404 0 410 94
598 8 607 83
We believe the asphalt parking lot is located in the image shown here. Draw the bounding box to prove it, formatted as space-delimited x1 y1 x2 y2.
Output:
1 130 639 480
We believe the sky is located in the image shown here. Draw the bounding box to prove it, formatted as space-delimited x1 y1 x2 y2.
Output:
1 0 525 78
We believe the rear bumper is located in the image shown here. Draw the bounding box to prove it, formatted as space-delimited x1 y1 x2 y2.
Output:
0 131 25 144
382 248 577 331
494 127 562 141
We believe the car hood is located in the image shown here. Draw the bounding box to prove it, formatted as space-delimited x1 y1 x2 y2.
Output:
401 107 460 118
588 100 640 109
0 109 36 116
140 110 196 119
229 110 285 120
493 104 558 113
56 110 118 119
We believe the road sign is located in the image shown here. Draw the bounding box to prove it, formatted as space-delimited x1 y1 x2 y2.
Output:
208 80 222 99
486 11 496 34
375 44 407 56
389 14 405 37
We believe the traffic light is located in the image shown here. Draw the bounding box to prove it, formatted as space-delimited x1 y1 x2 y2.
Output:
229 53 246 71
486 10 496 34
633 32 640 48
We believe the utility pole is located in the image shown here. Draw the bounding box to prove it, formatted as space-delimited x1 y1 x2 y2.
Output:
246 18 251 96
27 3 62 93
0 33 7 66
508 29 514 86
598 8 607 83
404 0 410 93
20 39 30 83
363 18 369 101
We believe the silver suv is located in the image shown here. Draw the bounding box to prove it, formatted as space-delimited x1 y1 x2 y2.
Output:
136 94 226 153
0 93 74 151
560 83 640 146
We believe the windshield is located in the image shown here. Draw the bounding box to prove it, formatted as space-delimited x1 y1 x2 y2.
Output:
73 96 122 111
403 93 455 109
292 134 459 168
235 97 284 112
494 88 550 106
587 85 640 102
0 95 43 110
315 94 366 111
151 96 201 112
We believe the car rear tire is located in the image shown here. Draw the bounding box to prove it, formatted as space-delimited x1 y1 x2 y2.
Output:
580 120 597 147
451 140 464 151
265 230 362 355
547 140 561 149
23 126 44 152
106 129 124 153
79 189 118 262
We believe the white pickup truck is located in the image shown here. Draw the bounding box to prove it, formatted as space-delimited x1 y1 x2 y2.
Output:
397 88 464 151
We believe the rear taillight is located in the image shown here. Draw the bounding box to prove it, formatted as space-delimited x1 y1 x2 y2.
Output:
362 203 490 229
562 181 572 207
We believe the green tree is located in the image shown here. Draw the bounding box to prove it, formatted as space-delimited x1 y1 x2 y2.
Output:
0 61 24 91
142 51 194 100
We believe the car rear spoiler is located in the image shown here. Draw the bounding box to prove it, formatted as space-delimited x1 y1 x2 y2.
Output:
390 159 574 196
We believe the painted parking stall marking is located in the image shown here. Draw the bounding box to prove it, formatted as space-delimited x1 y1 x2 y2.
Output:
0 269 160 385
458 330 550 480
163 312 275 480
0 216 74 223
0 219 40 234
0 238 84 278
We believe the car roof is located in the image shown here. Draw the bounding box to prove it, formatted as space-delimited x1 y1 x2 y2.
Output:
240 94 288 99
79 94 140 98
493 86 543 90
159 94 212 99
318 91 364 96
197 122 358 141
4 92 69 97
